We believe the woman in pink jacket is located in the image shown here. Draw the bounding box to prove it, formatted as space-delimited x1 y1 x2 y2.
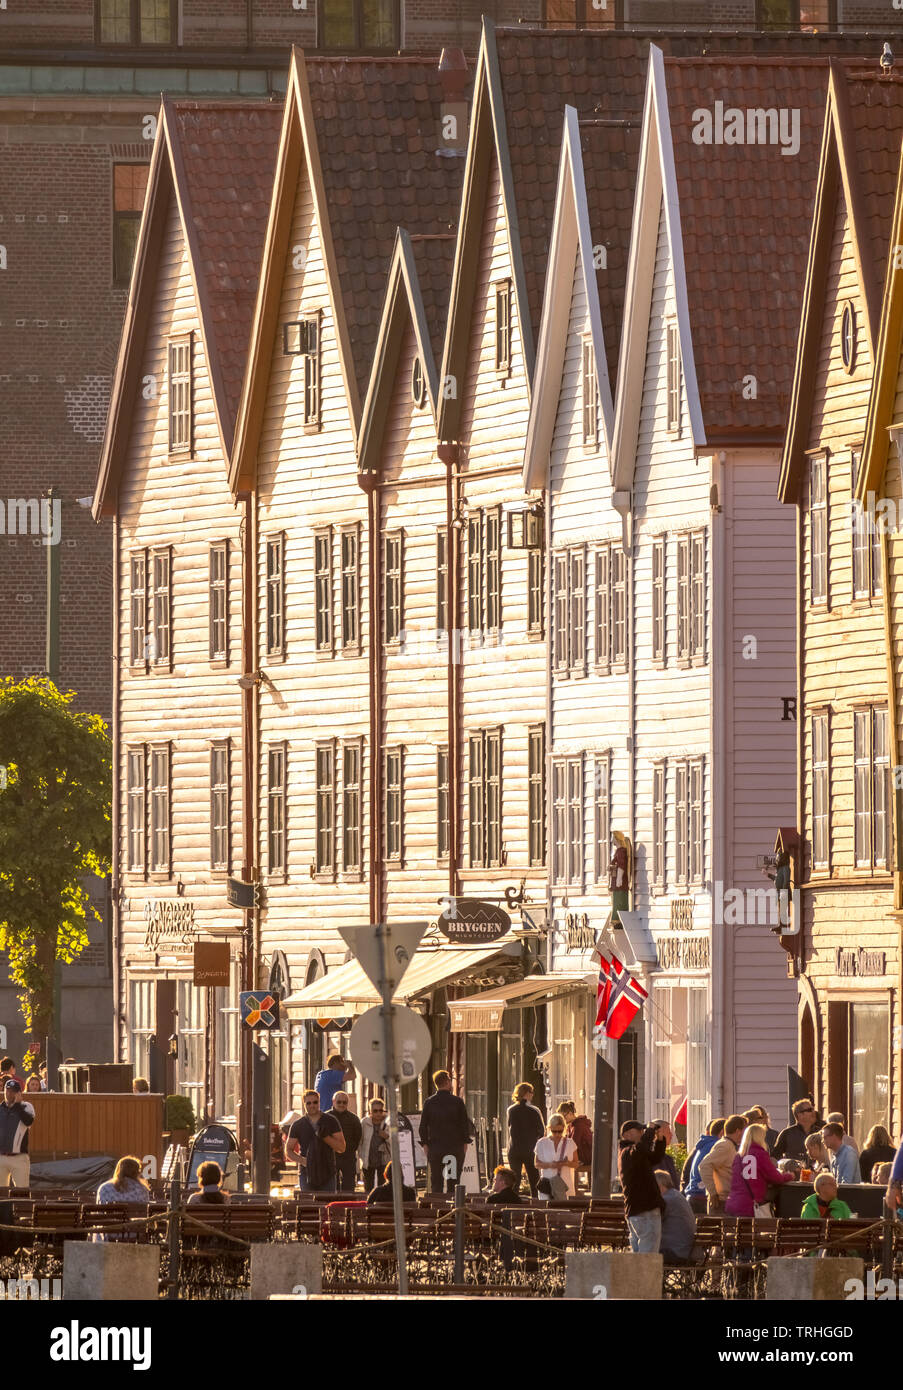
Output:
725 1123 795 1216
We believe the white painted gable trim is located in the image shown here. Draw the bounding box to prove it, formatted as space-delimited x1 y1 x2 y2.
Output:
611 45 705 494
522 105 615 492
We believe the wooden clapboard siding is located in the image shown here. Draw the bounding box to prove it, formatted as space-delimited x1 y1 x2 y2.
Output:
455 150 545 891
253 158 371 1007
633 206 710 923
116 194 245 1060
28 1093 165 1164
547 240 629 973
380 321 450 920
797 181 897 1122
885 345 903 775
726 453 799 1108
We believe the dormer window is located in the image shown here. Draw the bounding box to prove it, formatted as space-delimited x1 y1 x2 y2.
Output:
495 281 511 377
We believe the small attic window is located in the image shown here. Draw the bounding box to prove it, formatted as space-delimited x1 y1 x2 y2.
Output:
283 319 317 356
412 357 427 410
840 301 856 375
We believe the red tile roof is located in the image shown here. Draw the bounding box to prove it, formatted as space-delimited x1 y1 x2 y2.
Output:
169 101 282 442
843 72 903 298
408 232 457 370
665 58 831 438
304 57 469 402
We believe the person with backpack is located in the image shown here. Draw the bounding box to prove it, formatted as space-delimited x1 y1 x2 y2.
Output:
286 1089 346 1192
683 1118 725 1214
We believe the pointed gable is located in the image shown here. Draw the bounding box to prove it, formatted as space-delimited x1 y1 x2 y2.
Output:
780 66 903 502
93 100 280 517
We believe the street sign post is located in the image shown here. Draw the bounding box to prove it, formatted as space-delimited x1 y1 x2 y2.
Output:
338 921 427 1297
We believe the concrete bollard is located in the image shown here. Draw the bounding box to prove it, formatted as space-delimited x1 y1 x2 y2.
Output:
249 1243 323 1301
62 1242 160 1301
565 1250 663 1300
765 1257 864 1301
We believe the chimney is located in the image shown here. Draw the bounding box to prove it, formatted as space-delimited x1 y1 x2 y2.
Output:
437 47 469 157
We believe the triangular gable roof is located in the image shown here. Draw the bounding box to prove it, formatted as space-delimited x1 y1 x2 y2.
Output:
93 100 280 518
779 65 903 503
357 229 456 474
231 47 467 495
854 99 903 501
611 46 704 493
523 106 638 490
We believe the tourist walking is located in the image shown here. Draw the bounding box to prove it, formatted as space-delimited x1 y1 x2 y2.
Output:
506 1082 544 1196
859 1125 896 1183
617 1119 669 1252
327 1091 362 1193
822 1123 858 1185
699 1114 746 1215
286 1089 346 1192
773 1098 820 1161
725 1123 794 1217
0 1079 34 1188
419 1070 471 1193
534 1115 579 1201
359 1097 391 1192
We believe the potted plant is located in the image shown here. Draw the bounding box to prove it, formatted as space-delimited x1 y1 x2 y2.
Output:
164 1094 195 1147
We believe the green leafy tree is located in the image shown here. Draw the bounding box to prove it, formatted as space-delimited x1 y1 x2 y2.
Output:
0 678 111 1057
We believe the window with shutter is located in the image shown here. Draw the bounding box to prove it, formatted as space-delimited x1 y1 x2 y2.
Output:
675 760 689 885
486 509 501 632
209 543 228 661
314 530 333 653
302 314 321 426
593 754 610 883
342 741 362 873
210 742 230 872
495 282 511 375
653 762 666 892
384 748 403 862
267 745 286 876
436 530 448 636
554 552 569 673
340 527 360 650
168 337 192 453
569 547 586 674
130 552 147 666
437 746 450 862
611 546 627 667
528 548 544 637
652 538 665 663
690 532 706 662
582 337 598 446
689 759 703 884
810 456 828 606
150 744 170 875
266 535 285 657
468 729 502 868
528 726 546 868
127 747 146 873
384 533 403 644
151 548 171 666
315 742 336 875
595 547 609 672
811 713 829 871
666 321 681 433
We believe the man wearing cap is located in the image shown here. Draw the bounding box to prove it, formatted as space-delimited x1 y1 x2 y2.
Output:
0 1080 35 1188
617 1118 670 1254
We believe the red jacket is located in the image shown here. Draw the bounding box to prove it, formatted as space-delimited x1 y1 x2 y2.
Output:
568 1115 593 1166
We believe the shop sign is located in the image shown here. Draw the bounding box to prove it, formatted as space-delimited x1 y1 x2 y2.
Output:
240 991 279 1029
563 912 596 951
143 898 198 951
669 898 694 931
657 934 710 971
835 947 886 977
437 897 510 944
226 877 257 910
193 941 231 987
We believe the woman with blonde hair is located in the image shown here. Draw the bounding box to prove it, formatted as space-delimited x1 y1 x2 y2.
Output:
94 1156 150 1242
506 1081 545 1197
725 1123 794 1217
860 1125 896 1182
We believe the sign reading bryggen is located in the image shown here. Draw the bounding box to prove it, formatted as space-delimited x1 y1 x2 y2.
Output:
143 899 198 951
437 897 511 945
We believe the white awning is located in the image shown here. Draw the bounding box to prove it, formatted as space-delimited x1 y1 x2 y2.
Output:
448 971 595 1032
282 935 520 1020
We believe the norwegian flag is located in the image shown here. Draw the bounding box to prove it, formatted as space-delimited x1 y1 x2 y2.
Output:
591 952 648 1048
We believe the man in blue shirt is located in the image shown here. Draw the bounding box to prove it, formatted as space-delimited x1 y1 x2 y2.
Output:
315 1054 349 1112
823 1123 858 1185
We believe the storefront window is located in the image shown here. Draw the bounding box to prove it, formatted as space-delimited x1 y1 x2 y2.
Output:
850 1002 889 1138
653 984 707 1139
129 978 155 1083
176 980 206 1126
466 1032 488 1135
214 960 240 1122
549 996 577 1114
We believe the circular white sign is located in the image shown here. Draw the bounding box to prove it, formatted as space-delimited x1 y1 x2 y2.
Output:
349 1005 432 1085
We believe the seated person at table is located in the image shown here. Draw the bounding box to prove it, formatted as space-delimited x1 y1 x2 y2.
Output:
366 1161 415 1205
804 1132 829 1175
800 1172 852 1221
859 1125 896 1183
485 1166 525 1205
823 1123 859 1185
187 1160 230 1204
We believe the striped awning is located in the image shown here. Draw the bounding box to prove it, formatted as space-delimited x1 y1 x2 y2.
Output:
448 972 595 1032
282 935 520 1020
